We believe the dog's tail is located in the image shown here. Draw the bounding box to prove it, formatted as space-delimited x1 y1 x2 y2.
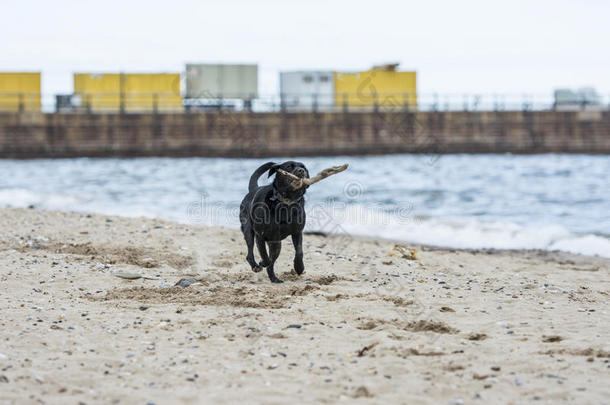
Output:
248 162 276 193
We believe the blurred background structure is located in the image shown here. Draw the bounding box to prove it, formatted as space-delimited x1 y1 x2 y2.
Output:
0 62 608 158
0 64 607 113
0 0 608 157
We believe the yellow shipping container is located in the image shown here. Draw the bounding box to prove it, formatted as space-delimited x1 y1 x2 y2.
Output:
74 73 121 111
334 70 417 109
124 74 182 111
74 73 182 112
0 72 41 112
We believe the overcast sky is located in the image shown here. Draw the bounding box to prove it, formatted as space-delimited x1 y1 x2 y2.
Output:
2 0 608 105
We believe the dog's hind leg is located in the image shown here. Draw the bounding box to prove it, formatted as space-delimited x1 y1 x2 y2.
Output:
256 235 270 268
244 226 262 272
266 241 283 283
291 232 305 275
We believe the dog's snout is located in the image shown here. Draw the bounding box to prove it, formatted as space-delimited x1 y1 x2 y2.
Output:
293 167 306 177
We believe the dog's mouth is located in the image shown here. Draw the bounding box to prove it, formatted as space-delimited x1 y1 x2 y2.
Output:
292 168 308 179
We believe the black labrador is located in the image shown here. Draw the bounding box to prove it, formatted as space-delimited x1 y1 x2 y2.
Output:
239 161 309 283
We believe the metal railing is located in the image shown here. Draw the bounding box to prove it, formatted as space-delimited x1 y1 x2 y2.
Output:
0 91 609 114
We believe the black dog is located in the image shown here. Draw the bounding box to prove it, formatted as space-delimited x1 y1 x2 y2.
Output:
239 161 310 283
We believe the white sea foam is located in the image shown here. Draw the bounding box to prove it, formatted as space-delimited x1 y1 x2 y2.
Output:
310 203 610 258
0 188 85 210
549 235 610 258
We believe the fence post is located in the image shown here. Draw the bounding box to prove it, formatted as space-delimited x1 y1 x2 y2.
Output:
18 93 25 113
119 72 126 113
153 93 159 114
403 93 410 112
120 92 125 113
342 93 348 113
245 94 253 112
521 94 531 111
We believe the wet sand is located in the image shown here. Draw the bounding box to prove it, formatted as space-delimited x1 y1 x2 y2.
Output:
0 207 608 404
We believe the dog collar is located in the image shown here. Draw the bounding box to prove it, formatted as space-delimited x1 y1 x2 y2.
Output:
271 189 303 205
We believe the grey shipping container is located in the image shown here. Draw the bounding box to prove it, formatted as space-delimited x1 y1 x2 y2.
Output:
280 71 334 110
185 64 258 99
554 87 602 111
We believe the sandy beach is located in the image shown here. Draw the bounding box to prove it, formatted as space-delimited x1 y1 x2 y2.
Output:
0 207 608 404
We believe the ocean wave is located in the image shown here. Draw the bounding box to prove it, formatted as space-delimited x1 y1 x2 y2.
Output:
1 189 608 258
0 188 86 210
307 203 610 258
1 154 608 259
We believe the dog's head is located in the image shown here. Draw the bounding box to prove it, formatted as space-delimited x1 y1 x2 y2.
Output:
268 161 310 201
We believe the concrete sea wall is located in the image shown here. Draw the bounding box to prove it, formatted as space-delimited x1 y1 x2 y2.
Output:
0 110 608 158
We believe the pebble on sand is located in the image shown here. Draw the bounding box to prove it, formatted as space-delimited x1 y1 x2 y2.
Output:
174 278 199 288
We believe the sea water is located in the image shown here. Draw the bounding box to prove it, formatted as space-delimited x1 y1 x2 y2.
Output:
0 154 608 257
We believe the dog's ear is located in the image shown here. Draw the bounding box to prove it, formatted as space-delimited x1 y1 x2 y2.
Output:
268 163 281 178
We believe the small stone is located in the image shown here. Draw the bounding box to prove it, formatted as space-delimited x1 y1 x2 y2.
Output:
467 333 487 341
353 386 373 398
286 324 302 329
113 272 143 280
491 366 501 371
174 278 198 288
139 306 149 311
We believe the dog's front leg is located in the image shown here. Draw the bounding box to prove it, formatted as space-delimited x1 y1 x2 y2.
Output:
291 232 304 275
266 241 283 283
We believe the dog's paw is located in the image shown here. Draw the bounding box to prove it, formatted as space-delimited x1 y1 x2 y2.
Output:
270 278 284 284
294 261 305 275
252 265 263 273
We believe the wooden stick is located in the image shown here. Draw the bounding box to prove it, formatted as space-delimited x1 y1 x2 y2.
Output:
277 164 348 189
